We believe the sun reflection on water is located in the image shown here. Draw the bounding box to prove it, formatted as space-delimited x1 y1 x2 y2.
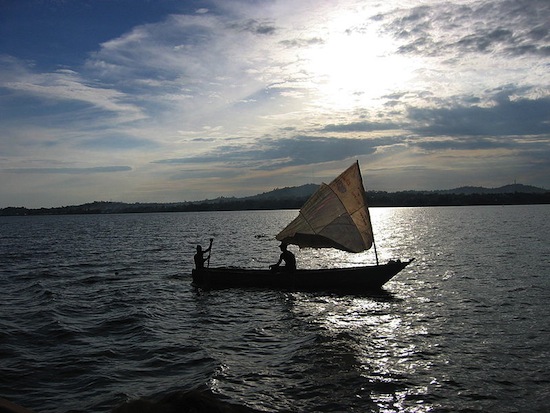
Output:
288 286 441 412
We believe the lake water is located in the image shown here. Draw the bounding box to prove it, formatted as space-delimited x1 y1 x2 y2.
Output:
1 206 549 412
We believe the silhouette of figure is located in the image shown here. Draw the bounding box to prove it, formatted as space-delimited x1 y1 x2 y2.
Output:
270 243 296 272
194 239 213 269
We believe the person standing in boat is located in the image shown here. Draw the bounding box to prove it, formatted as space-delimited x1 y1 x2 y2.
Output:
194 238 213 269
270 242 296 272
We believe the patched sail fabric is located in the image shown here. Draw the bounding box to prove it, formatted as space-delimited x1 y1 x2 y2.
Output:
276 162 374 253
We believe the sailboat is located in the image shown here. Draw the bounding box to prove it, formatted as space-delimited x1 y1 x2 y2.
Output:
192 161 413 291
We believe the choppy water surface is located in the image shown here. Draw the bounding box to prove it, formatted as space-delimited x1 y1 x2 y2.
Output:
1 206 549 412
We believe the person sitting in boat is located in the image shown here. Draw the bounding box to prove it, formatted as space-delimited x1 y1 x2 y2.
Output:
194 238 213 269
270 242 296 272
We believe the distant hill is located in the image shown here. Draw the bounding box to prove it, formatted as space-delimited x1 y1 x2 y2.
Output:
436 184 547 195
243 184 319 201
1 183 548 216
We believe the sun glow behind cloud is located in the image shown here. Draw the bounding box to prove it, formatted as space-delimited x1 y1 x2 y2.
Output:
303 11 418 113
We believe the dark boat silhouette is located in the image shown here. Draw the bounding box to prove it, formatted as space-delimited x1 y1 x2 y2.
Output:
192 162 413 291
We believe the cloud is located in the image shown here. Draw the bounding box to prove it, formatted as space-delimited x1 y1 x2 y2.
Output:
3 166 132 174
378 0 550 58
231 18 277 35
0 57 145 123
77 135 158 150
413 137 515 152
153 136 396 169
80 10 300 133
279 37 325 48
408 96 550 137
86 13 268 89
322 121 401 133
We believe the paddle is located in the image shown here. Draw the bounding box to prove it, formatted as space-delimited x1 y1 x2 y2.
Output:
207 238 213 268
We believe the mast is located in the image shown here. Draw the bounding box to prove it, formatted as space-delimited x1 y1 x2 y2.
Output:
356 160 379 265
372 237 379 266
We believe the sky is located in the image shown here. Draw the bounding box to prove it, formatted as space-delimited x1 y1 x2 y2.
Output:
1 0 549 208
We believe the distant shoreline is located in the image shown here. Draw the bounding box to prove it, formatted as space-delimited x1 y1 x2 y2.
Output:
2 190 549 216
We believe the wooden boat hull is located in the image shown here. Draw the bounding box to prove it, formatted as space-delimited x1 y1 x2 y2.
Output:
192 259 414 291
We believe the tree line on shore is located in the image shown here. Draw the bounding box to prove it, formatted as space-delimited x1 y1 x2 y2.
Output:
1 189 549 216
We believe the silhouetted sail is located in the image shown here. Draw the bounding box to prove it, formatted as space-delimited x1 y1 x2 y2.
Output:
276 161 374 253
